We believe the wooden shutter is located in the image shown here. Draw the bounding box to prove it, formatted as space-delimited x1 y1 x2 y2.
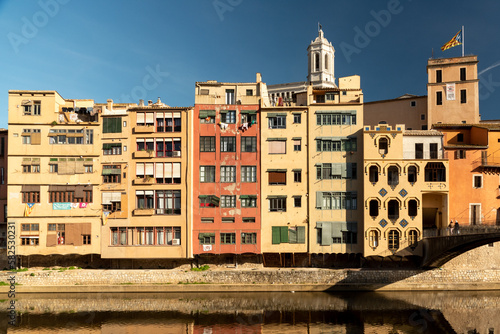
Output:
272 226 280 244
297 226 306 244
280 226 289 243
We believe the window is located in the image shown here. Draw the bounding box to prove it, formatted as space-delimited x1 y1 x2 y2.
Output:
316 113 356 125
293 196 301 208
221 195 236 208
103 117 122 133
387 166 399 186
241 166 256 182
246 89 253 96
111 226 181 246
411 101 417 107
315 53 320 71
83 235 91 245
269 197 286 212
220 166 236 182
272 226 305 244
436 91 443 105
408 199 418 217
156 112 181 132
225 89 235 105
316 95 325 103
220 110 236 123
23 104 32 115
408 166 417 183
424 162 446 182
200 166 216 182
268 115 286 129
199 195 219 207
369 166 379 183
408 230 418 247
135 190 154 209
378 138 388 155
436 69 442 83
268 171 286 185
222 217 235 223
49 186 93 203
293 138 301 151
388 230 400 251
457 133 464 143
199 233 215 244
22 191 40 203
415 143 423 159
241 137 257 152
156 138 181 158
241 232 256 244
315 222 357 245
85 129 94 144
220 233 236 244
460 67 466 81
268 139 286 154
201 217 214 224
316 137 357 152
243 217 255 223
388 200 400 220
103 165 121 183
316 192 357 210
293 170 301 183
293 113 301 124
420 114 425 120
473 175 482 188
220 137 236 152
430 143 438 159
103 199 121 213
200 110 216 124
369 230 379 248
49 129 86 145
23 165 40 173
241 195 257 207
33 101 40 115
460 89 467 104
21 237 39 246
103 143 122 155
316 163 356 180
155 190 181 215
21 223 38 231
200 136 216 152
369 200 379 217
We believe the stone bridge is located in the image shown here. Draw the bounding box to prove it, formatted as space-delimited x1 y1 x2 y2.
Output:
421 226 500 268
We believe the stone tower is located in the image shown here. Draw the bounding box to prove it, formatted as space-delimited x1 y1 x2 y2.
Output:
307 28 336 88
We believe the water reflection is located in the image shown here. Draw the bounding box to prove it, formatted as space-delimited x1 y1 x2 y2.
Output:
1 291 499 333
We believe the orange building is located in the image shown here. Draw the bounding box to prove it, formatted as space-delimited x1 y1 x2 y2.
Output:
192 76 265 256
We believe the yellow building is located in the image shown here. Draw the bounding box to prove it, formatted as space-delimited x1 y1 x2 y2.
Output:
8 90 101 258
363 124 449 259
307 76 364 258
100 98 192 261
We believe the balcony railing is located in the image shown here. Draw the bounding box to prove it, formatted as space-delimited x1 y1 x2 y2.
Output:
424 225 500 237
472 157 500 170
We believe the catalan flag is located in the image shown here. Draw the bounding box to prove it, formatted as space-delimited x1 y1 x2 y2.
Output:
24 203 35 217
441 30 462 51
102 211 110 225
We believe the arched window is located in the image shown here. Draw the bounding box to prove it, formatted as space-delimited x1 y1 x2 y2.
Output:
409 230 418 247
408 199 418 217
369 230 379 248
379 138 388 154
387 166 399 186
325 54 328 70
425 162 446 182
408 166 417 183
388 230 400 251
388 200 399 220
315 53 320 71
369 200 379 217
369 166 379 183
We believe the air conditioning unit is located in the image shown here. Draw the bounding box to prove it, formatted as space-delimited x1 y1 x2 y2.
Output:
172 151 181 157
172 239 180 245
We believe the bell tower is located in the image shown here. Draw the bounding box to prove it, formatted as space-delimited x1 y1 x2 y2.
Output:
307 28 336 88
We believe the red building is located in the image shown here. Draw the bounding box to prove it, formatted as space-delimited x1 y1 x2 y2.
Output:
193 77 264 256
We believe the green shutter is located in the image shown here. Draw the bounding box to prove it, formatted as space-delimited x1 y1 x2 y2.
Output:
272 226 281 244
321 222 332 246
288 228 297 244
316 192 323 209
297 226 306 244
280 226 289 243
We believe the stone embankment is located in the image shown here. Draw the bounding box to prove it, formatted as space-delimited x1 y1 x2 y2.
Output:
1 266 500 293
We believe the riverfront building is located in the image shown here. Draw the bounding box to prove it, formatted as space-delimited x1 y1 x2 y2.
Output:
192 74 266 257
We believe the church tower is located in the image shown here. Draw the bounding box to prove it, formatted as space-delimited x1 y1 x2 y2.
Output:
307 28 336 88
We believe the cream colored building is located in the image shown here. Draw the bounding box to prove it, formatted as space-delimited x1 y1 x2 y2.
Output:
364 95 428 130
8 91 101 257
363 124 449 258
307 77 364 256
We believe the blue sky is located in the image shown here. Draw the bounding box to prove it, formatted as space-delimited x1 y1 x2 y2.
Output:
1 0 500 128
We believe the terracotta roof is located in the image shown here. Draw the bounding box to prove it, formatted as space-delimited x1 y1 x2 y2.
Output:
403 130 443 136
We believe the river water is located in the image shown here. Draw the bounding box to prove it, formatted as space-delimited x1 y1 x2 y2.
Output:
1 291 499 333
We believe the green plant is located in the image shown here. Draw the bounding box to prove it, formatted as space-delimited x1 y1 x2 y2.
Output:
0 282 8 286
30 273 35 277
191 265 210 272
43 268 50 271
51 121 58 126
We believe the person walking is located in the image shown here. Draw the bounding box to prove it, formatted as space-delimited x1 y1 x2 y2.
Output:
448 221 453 236
454 220 460 235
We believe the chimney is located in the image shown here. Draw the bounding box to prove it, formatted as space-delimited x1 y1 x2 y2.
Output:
107 99 113 111
256 73 262 83
148 100 153 106
139 99 144 107
157 97 162 104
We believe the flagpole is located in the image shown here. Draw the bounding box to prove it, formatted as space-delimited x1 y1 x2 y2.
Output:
462 25 464 57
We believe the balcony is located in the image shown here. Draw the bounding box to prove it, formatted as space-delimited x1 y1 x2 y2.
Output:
134 125 155 134
133 150 154 158
133 177 155 185
472 157 500 171
133 208 155 216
